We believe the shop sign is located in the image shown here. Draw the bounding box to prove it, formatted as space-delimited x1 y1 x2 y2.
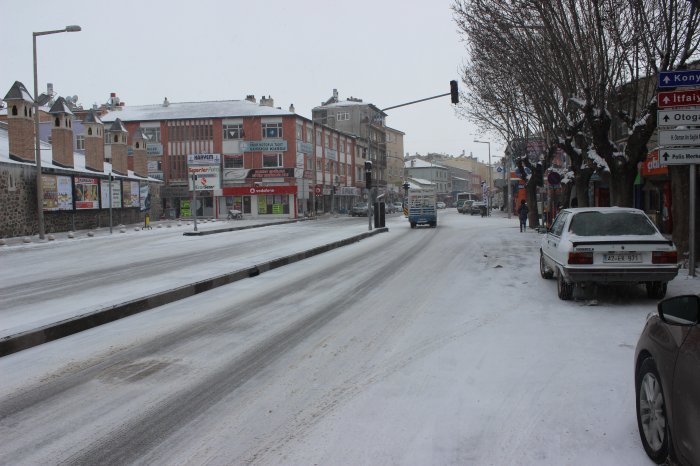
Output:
188 165 221 190
242 140 288 152
296 141 313 154
222 185 297 196
187 153 220 165
325 148 338 161
247 168 294 179
340 187 360 196
146 143 163 156
641 153 670 176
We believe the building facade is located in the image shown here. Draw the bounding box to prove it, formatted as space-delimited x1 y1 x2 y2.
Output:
99 95 360 219
312 90 389 194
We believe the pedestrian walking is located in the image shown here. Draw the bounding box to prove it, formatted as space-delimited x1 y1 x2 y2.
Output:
518 199 529 232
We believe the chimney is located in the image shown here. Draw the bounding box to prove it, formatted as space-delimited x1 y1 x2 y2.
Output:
131 128 149 177
48 97 75 168
106 118 128 175
333 88 338 101
3 81 35 163
163 97 169 107
260 95 274 107
83 110 105 172
289 103 295 113
246 94 256 103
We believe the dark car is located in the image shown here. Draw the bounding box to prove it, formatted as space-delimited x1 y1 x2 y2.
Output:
351 203 368 217
634 294 700 465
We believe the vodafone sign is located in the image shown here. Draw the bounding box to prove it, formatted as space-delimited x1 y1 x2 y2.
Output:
222 186 297 196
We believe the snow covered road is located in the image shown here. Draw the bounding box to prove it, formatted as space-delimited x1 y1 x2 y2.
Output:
0 210 696 465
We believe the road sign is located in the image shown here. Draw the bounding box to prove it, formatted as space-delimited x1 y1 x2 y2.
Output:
659 129 700 146
659 147 700 165
658 109 700 127
659 70 700 89
658 89 700 108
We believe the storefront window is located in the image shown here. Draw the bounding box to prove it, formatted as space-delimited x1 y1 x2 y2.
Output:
257 194 289 215
226 196 251 214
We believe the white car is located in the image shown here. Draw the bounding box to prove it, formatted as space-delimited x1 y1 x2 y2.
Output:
436 201 446 209
539 207 679 300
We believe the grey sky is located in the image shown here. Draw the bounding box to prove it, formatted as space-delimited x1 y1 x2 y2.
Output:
2 0 501 162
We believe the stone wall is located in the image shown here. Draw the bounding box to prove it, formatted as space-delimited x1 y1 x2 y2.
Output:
0 161 162 238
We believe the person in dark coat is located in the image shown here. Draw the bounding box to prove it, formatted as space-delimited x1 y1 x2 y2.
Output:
518 199 529 232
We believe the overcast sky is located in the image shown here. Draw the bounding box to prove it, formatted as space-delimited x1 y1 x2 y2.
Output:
2 0 503 162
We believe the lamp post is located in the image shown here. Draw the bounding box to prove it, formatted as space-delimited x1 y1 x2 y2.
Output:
474 140 491 215
33 25 81 239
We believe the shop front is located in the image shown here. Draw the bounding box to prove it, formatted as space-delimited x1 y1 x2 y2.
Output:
220 185 297 219
637 150 672 233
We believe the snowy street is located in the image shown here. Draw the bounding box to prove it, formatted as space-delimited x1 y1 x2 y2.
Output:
0 210 697 465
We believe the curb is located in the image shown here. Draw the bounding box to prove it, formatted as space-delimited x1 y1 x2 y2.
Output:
182 218 305 236
0 227 388 357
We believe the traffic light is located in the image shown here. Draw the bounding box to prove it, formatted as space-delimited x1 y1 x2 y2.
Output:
450 80 459 104
365 160 373 189
403 182 410 193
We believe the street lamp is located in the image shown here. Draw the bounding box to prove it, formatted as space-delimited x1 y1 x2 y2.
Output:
33 25 81 239
474 139 491 214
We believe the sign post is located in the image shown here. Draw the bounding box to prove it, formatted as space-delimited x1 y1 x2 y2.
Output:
657 86 698 275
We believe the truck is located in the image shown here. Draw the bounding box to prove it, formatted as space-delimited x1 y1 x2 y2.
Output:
407 188 437 228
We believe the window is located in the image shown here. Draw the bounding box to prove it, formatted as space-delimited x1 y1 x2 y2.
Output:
306 126 313 143
143 127 161 142
224 154 243 168
262 123 283 139
336 112 349 121
223 124 243 140
76 135 85 150
296 123 303 140
324 134 330 148
263 153 283 167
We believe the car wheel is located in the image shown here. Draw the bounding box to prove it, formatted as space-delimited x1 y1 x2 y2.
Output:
410 222 416 229
646 282 667 300
540 252 553 279
636 358 670 464
557 272 573 300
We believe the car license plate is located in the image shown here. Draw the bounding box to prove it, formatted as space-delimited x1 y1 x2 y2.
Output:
604 252 642 263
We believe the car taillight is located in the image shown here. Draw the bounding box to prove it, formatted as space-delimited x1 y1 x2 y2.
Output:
652 251 677 264
568 252 593 264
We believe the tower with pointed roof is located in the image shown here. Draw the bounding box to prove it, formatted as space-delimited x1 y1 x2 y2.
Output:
3 81 35 163
106 118 128 175
131 127 149 178
83 110 105 172
49 97 75 168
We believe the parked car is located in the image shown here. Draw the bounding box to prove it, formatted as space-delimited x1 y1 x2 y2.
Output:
539 207 679 300
385 202 397 214
456 200 467 213
393 202 404 213
436 201 446 209
350 203 368 217
470 201 486 215
634 294 700 465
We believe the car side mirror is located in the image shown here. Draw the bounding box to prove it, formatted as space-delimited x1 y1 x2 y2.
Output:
658 295 700 326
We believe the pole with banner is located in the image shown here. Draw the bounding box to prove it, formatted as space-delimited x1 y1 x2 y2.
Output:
191 173 198 232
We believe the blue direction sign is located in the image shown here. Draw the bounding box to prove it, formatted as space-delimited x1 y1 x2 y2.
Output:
659 70 700 89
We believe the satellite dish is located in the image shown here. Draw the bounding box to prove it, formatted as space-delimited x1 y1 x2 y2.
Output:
73 95 79 102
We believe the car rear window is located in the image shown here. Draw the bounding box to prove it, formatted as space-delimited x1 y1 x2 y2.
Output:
569 211 657 236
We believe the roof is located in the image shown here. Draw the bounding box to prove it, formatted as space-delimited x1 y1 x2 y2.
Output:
0 124 155 181
313 100 386 116
405 158 446 169
108 119 127 133
4 81 33 102
101 99 294 123
49 97 74 116
83 110 103 125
